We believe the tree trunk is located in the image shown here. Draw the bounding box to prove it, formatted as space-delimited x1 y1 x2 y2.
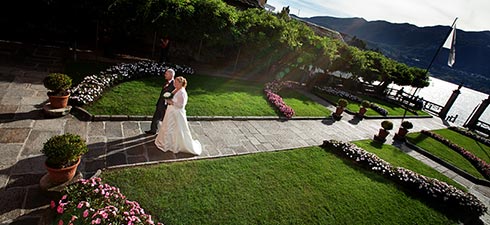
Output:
233 46 241 72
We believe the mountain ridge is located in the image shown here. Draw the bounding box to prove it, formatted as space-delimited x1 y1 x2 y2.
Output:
301 16 490 94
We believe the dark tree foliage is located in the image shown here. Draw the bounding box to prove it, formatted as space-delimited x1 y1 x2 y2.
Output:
1 0 429 88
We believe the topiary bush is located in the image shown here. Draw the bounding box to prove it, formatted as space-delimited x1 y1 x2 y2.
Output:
381 120 394 130
43 73 72 96
361 100 371 108
42 133 88 168
401 121 413 129
338 98 348 108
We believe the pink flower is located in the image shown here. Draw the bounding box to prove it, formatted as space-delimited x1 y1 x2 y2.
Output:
61 195 67 200
91 218 101 224
50 201 56 209
83 209 89 218
57 205 64 214
77 201 84 209
58 219 64 225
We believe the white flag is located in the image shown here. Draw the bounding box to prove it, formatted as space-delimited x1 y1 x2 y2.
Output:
443 23 456 67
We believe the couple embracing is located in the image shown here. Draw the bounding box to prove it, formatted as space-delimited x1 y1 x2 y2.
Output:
146 68 202 155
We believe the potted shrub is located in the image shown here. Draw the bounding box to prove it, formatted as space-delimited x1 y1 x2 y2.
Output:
43 73 72 109
357 100 370 118
41 133 88 187
332 98 348 121
374 120 393 143
394 121 413 141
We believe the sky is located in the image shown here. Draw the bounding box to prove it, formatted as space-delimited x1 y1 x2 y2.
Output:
266 0 490 32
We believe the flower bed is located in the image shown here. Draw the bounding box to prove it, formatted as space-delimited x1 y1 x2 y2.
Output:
70 61 195 105
421 130 490 180
264 80 298 119
322 139 487 219
449 126 490 147
313 86 388 116
51 177 162 225
314 86 362 102
369 103 388 116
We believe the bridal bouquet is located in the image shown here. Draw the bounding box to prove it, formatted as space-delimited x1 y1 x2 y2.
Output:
162 92 173 99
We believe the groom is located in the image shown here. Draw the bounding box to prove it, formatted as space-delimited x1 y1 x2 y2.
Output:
145 68 175 135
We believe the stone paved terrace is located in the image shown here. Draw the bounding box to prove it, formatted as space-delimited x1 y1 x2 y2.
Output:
1 65 490 224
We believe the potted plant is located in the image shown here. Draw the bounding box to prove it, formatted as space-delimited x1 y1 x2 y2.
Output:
374 120 393 143
394 121 413 141
40 133 88 187
332 98 348 121
43 73 72 109
357 100 370 118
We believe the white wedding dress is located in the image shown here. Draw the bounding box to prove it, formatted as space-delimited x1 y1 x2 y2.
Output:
154 88 202 155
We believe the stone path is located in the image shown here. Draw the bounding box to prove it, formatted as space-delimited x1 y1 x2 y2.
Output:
1 65 490 224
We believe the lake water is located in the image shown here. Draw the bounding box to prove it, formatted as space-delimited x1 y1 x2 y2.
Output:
390 77 490 126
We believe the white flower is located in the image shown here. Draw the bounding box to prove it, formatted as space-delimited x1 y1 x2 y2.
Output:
163 92 172 99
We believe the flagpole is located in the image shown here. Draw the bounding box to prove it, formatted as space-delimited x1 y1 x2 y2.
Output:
400 17 457 124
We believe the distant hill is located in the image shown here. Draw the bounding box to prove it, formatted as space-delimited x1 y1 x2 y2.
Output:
301 16 490 94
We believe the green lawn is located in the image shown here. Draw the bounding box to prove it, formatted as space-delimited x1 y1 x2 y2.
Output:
353 140 465 190
102 146 459 225
314 92 429 117
431 129 490 164
406 130 487 180
279 89 331 117
83 75 331 117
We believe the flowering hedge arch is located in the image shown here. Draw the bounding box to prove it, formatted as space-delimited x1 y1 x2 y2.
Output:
264 80 298 119
322 139 487 219
69 61 195 106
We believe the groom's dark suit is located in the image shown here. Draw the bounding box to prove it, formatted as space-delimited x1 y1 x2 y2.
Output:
148 79 175 134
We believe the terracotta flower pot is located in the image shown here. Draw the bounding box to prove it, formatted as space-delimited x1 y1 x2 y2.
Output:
374 129 390 143
335 106 344 116
332 106 345 121
357 107 367 117
48 94 70 109
394 127 409 141
45 158 80 185
377 129 389 139
397 128 408 137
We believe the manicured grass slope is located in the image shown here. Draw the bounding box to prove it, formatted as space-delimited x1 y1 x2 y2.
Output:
432 129 490 164
102 147 456 225
84 75 330 117
279 89 331 116
407 130 486 180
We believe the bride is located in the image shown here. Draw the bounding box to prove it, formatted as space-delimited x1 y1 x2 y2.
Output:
154 76 202 155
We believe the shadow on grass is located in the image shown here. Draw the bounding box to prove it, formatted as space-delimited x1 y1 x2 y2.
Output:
406 132 429 144
475 140 490 162
369 140 384 149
